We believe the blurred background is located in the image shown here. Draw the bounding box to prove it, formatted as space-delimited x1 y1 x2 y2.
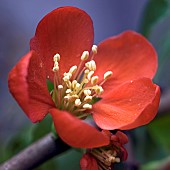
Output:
0 0 170 169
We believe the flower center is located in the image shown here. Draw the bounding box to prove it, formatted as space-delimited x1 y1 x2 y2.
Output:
91 147 120 170
51 45 112 118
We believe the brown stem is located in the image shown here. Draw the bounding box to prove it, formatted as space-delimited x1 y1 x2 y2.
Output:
0 133 70 170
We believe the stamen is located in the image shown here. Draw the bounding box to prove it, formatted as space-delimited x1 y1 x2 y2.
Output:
66 89 72 94
85 60 96 71
64 72 72 79
63 76 69 82
75 98 81 106
91 45 98 60
69 65 77 74
68 94 79 102
104 71 113 80
81 51 89 61
83 78 89 84
83 103 92 109
91 76 98 85
92 45 98 54
73 51 89 80
72 80 77 89
84 89 91 96
87 71 94 80
84 69 90 74
75 83 81 89
84 96 92 102
53 53 60 62
53 62 59 72
115 158 120 163
58 85 63 90
64 96 70 101
94 85 104 95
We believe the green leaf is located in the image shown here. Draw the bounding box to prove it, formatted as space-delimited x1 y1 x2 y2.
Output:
140 0 168 37
148 114 170 152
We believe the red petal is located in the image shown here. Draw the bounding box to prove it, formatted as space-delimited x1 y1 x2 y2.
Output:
94 31 157 93
8 51 55 123
92 78 160 130
30 7 94 80
115 131 128 144
50 108 109 148
80 153 98 170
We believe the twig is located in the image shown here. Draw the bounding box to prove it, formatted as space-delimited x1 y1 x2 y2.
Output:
0 133 70 170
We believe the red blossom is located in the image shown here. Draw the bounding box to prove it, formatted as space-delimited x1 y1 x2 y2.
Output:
8 7 160 148
80 131 128 170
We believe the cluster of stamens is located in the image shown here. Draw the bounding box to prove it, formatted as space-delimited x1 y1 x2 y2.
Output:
51 45 112 118
91 147 120 170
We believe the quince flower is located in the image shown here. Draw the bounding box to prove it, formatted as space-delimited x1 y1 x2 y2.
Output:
80 130 128 170
8 7 160 148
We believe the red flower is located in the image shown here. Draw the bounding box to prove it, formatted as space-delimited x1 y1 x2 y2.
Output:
8 7 160 148
80 131 128 170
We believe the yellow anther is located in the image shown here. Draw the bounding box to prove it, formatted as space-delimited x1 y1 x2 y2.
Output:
58 85 63 90
66 89 72 94
75 98 81 106
63 72 72 82
64 96 70 101
91 76 98 85
92 45 98 54
64 72 72 79
75 83 81 89
69 65 77 74
104 71 113 80
84 89 91 96
85 60 96 71
84 69 90 74
53 61 59 72
53 53 60 62
81 51 89 61
69 95 79 102
53 66 59 72
87 71 94 80
84 96 92 102
72 80 77 89
83 103 92 109
84 78 89 84
115 158 120 163
94 85 104 95
63 76 70 82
